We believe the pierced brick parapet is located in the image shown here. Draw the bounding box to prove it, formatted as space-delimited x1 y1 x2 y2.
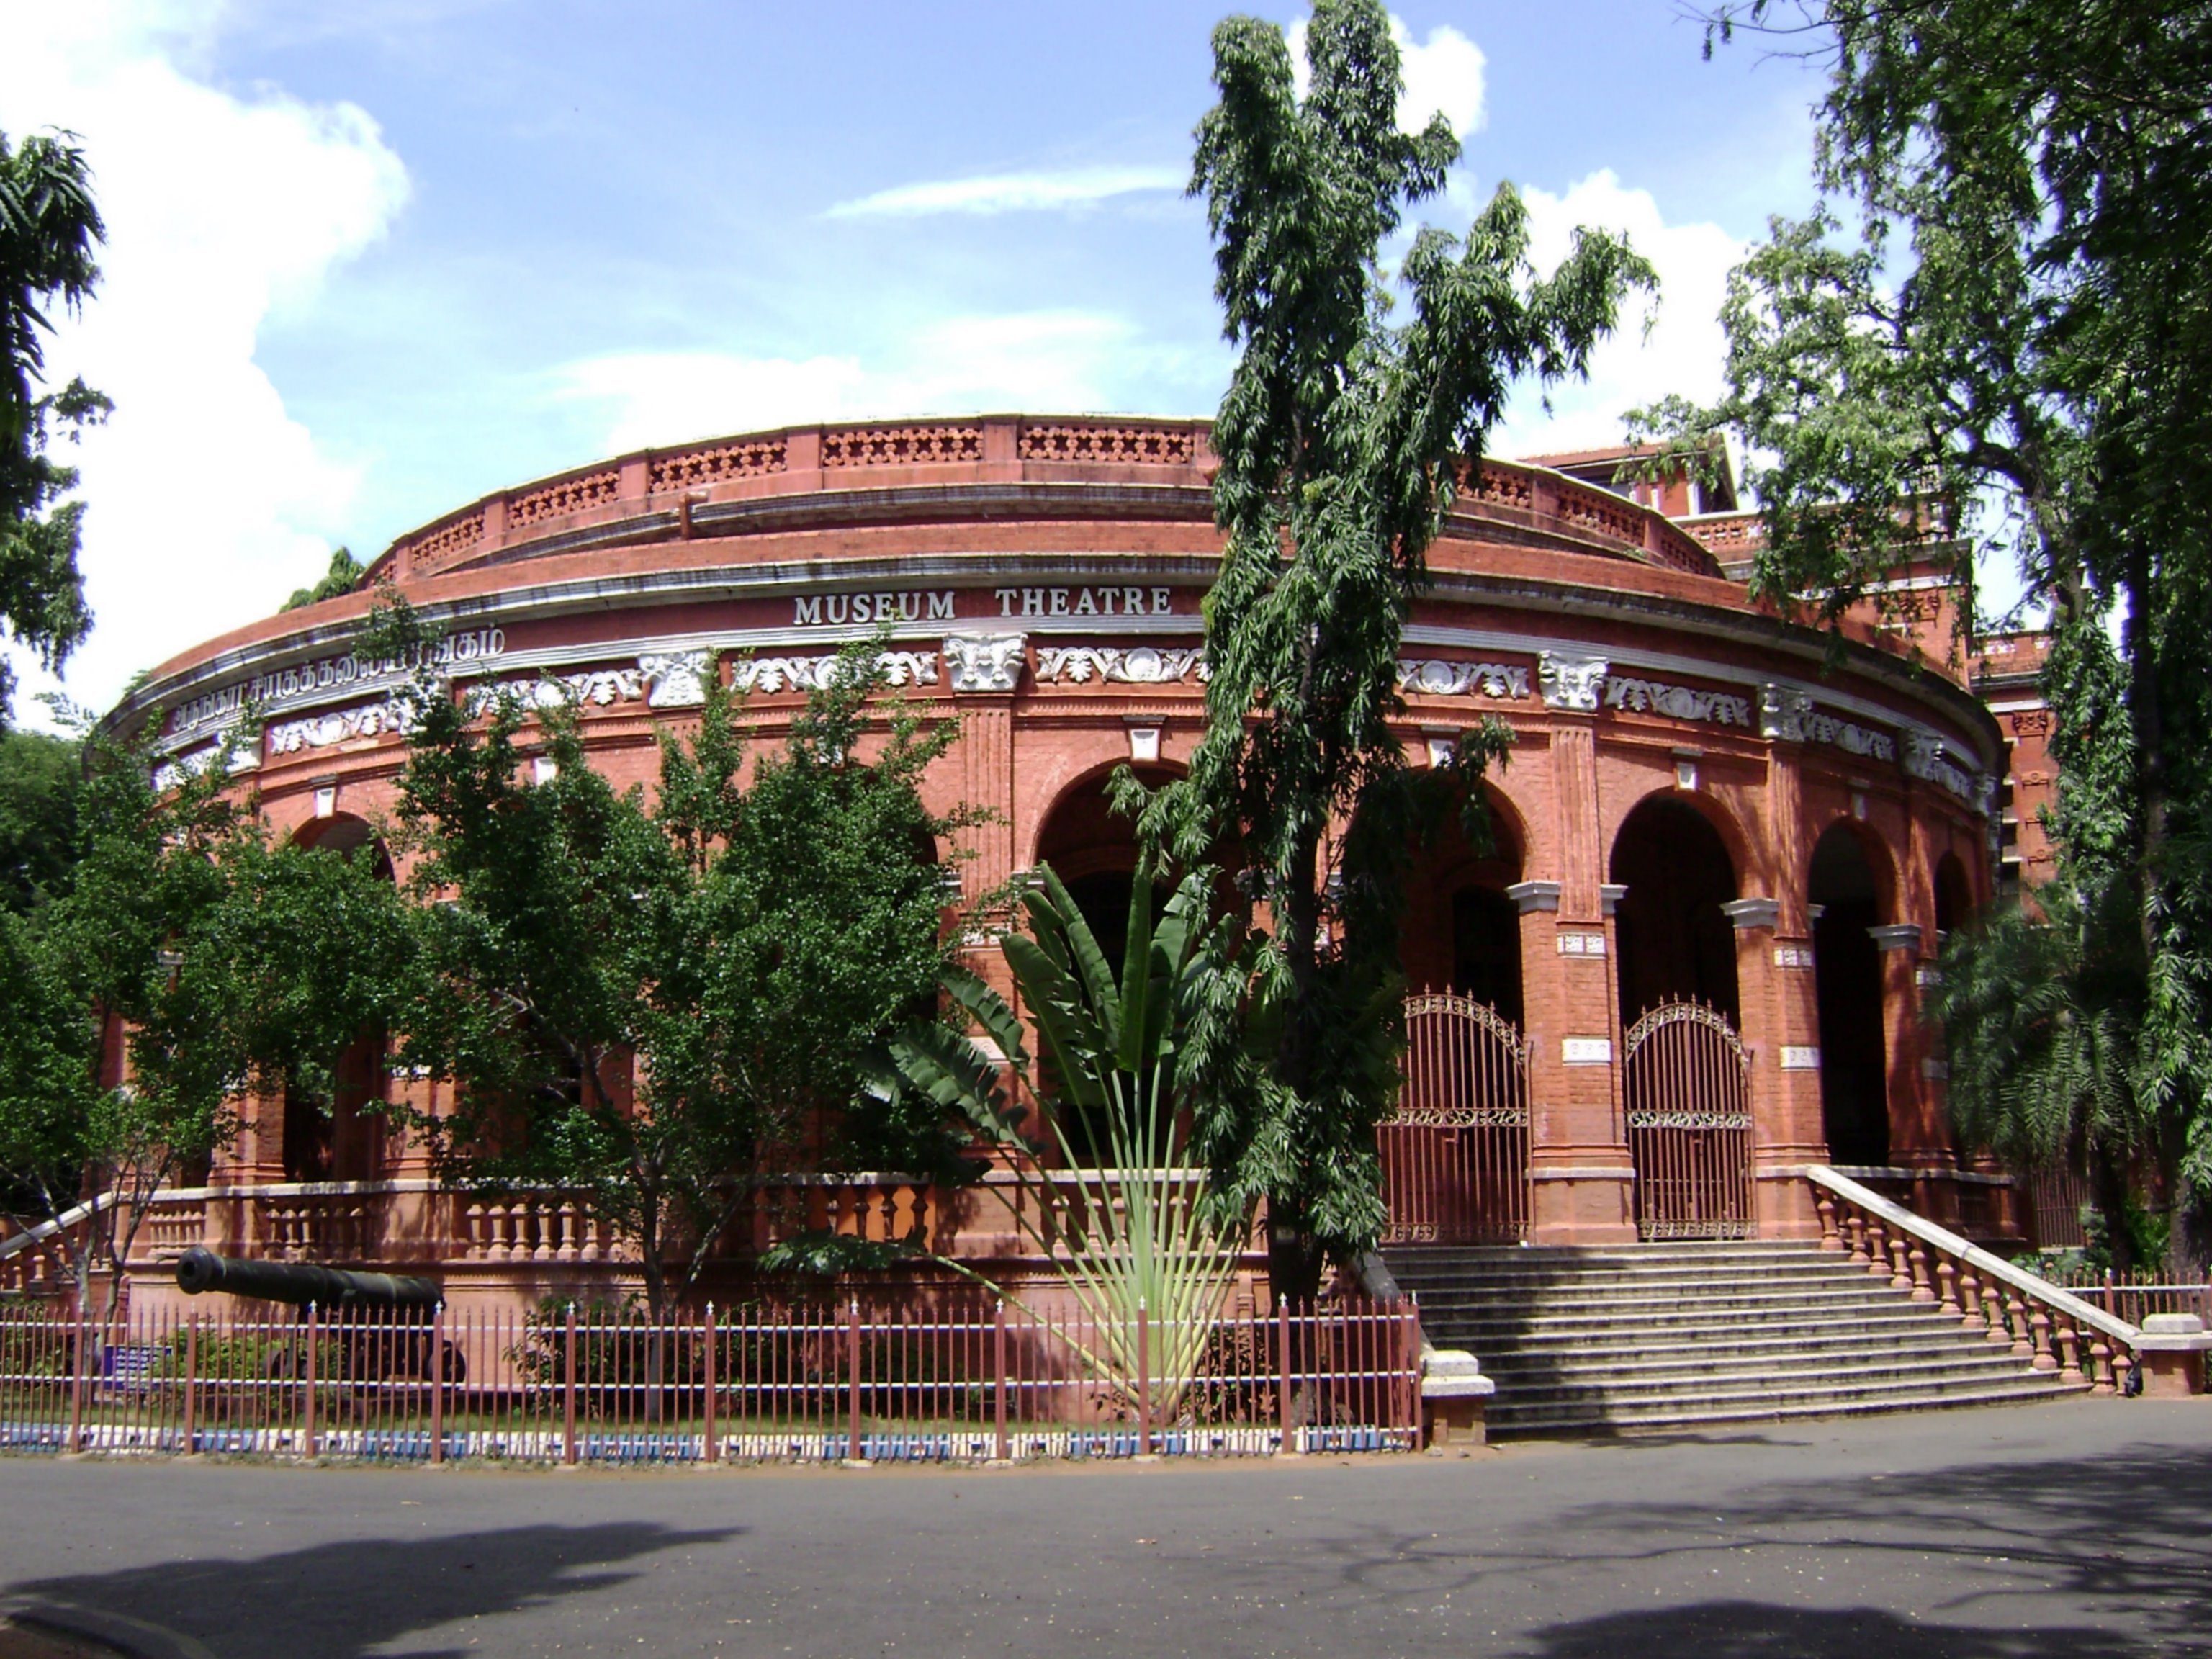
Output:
649 436 787 491
820 423 984 467
508 469 621 529
1016 422 1199 465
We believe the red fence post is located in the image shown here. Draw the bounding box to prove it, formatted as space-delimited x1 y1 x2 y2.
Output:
703 1302 719 1465
301 1303 318 1460
1136 1301 1152 1457
562 1302 578 1467
846 1298 863 1462
67 1303 86 1454
428 1305 445 1465
1277 1296 1298 1457
993 1299 1009 1463
181 1316 199 1455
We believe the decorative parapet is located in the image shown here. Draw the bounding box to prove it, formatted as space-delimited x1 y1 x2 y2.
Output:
821 423 982 467
1017 422 1199 464
508 468 620 529
649 436 787 491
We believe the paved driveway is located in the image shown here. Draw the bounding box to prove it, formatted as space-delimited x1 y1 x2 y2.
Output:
1 1398 2206 1658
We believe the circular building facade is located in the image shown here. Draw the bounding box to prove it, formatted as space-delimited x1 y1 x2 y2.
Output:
109 415 2010 1296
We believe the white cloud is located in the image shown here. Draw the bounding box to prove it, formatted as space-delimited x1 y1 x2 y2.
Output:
557 312 1213 455
1288 14 1487 140
826 165 1184 220
1491 170 1745 461
0 0 408 721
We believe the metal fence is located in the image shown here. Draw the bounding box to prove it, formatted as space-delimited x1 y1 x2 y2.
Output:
0 1295 1421 1465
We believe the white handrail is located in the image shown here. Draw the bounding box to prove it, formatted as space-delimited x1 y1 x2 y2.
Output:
1807 1165 2141 1349
0 1192 121 1262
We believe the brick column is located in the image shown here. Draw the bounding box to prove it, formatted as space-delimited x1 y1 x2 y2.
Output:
1872 922 1956 1221
1519 707 1635 1244
1725 898 1826 1238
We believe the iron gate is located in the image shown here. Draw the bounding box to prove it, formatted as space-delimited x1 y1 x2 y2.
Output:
1621 999 1756 1239
1380 994 1531 1244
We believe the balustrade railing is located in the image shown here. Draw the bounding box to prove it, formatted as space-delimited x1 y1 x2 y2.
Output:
1808 1166 2141 1394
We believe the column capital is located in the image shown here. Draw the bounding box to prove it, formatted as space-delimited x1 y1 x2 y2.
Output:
1505 879 1560 914
1599 883 1627 917
1869 923 1924 953
1721 896 1781 932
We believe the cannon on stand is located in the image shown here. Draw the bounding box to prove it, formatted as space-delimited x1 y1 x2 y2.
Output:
175 1247 464 1385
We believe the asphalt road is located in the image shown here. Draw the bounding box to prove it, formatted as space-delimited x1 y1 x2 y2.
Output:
1 1397 2206 1658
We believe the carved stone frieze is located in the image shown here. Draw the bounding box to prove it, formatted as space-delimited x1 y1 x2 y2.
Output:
267 699 415 756
1034 644 1205 685
1537 652 1609 712
1604 675 1754 727
640 651 712 708
728 651 938 696
1396 659 1531 699
943 634 1026 693
1759 683 1812 742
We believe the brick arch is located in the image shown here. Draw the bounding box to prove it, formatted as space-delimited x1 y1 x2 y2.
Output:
1402 781 1528 1017
1804 813 1899 925
1609 790 1743 1025
287 810 395 881
1607 781 1759 901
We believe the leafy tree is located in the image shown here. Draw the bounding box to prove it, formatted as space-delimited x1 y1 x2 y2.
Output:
372 601 975 1325
0 725 78 912
1641 0 2212 1261
0 130 109 726
283 547 366 612
1129 0 1658 1297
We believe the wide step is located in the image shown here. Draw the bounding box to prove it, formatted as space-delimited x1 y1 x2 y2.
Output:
1389 1239 2084 1439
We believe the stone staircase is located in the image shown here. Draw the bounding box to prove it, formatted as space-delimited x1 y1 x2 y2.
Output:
1389 1240 2082 1439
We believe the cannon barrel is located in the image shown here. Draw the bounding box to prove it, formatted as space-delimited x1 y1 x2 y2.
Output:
174 1247 443 1310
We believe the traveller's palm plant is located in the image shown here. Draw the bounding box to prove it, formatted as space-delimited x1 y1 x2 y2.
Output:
875 859 1249 1421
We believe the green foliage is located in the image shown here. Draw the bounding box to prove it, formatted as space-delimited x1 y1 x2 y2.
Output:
368 596 975 1321
0 726 78 913
755 1232 920 1279
1130 0 1653 1290
0 129 109 726
282 547 366 612
876 860 1255 1419
1674 0 2212 1263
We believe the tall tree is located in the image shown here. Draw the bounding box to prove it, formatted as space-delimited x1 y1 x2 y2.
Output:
1133 0 1658 1298
1641 0 2212 1259
0 725 79 913
373 601 976 1323
0 130 107 726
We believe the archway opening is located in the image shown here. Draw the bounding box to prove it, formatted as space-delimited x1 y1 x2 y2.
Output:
1031 765 1179 1162
1401 790 1524 1025
282 812 393 1184
1934 850 1974 942
1610 796 1740 1025
1812 823 1889 1166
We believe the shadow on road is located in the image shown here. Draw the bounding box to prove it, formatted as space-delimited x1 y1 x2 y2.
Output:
1524 1600 2144 1658
11 1520 742 1658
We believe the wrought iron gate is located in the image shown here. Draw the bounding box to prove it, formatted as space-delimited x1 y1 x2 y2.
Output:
1621 1000 1756 1239
1381 994 1531 1244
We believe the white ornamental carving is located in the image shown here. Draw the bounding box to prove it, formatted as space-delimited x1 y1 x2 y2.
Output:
1034 644 1206 685
1804 709 1895 761
1537 652 1609 712
1759 683 1812 742
943 634 1026 693
640 651 712 708
1604 675 1753 727
1396 659 1531 699
1901 727 1984 806
728 651 938 696
267 699 414 755
480 667 644 712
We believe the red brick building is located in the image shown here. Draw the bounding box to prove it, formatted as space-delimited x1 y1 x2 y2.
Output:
84 415 2026 1310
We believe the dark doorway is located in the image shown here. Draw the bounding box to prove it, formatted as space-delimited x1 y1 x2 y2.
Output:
1401 788 1523 1022
1934 850 1974 943
1452 887 1524 1027
1610 797 1740 1025
1812 824 1889 1165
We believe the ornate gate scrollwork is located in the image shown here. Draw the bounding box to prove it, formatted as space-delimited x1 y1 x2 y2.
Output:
1621 1000 1756 1239
1382 994 1532 1244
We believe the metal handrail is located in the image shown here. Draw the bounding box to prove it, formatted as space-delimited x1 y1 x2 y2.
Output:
1807 1164 2140 1349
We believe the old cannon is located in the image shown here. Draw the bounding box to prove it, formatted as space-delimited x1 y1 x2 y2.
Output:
175 1247 463 1385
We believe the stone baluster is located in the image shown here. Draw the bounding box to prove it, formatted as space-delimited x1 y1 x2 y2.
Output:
1845 1212 1869 1266
1889 1233 1914 1292
1985 1280 2015 1344
2004 1290 2031 1354
1863 1219 1889 1277
1958 1269 1987 1331
1908 1244 1936 1303
1817 1195 1841 1251
2028 1305 2056 1371
2055 1321 2085 1385
462 1201 485 1259
2090 1333 2116 1394
489 1202 515 1262
1936 1260 1959 1316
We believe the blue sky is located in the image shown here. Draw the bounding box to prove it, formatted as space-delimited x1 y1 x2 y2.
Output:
1 1 1827 719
